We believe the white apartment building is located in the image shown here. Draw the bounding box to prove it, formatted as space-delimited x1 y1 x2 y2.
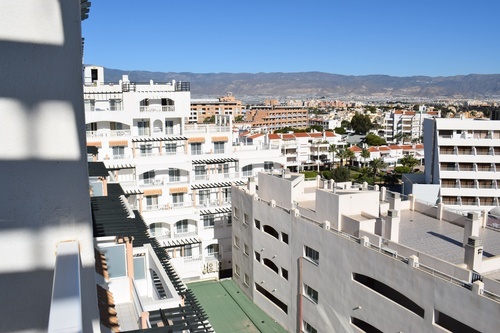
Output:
231 172 500 333
84 65 286 282
381 108 440 143
417 117 500 211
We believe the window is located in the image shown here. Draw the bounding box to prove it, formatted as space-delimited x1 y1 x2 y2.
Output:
176 220 188 233
165 120 174 134
100 245 126 278
233 207 239 219
206 244 218 257
199 189 210 206
255 251 261 262
143 170 155 185
214 141 225 154
263 225 279 239
137 121 149 136
234 264 240 277
226 213 232 225
165 143 176 154
281 268 288 280
172 193 184 207
140 143 153 156
244 244 249 256
243 213 249 226
264 161 273 172
194 165 206 180
222 187 231 203
244 274 249 286
133 257 146 280
303 321 317 333
184 244 192 257
112 146 125 159
254 219 261 229
191 143 202 155
242 164 253 177
304 284 318 304
305 246 319 264
203 214 215 228
263 258 279 275
234 236 240 248
169 168 180 182
282 232 289 244
146 195 158 210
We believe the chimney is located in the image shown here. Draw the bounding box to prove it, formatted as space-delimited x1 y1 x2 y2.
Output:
464 236 483 271
385 209 400 242
463 212 480 247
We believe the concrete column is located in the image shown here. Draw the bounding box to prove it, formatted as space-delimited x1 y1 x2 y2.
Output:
389 192 401 211
316 175 321 188
408 194 415 211
362 182 368 190
463 212 481 247
140 312 150 329
408 255 419 268
323 221 330 230
437 203 444 220
360 236 370 246
471 280 484 296
380 186 386 202
464 236 483 271
385 209 400 242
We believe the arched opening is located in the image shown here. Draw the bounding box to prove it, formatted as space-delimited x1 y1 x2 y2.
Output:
173 219 197 236
205 244 219 258
153 119 163 133
263 258 279 274
263 225 279 239
149 222 170 238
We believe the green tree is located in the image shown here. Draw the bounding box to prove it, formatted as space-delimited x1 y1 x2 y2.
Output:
360 148 371 167
399 155 419 170
350 113 372 134
337 148 350 166
234 115 244 122
334 127 346 135
341 120 351 130
370 158 386 180
364 133 387 146
346 149 355 166
331 166 350 182
203 115 215 123
328 144 338 169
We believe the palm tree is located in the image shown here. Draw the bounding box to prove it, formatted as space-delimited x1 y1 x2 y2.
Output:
337 148 350 167
345 149 355 167
360 148 371 167
370 158 386 181
328 144 337 169
399 154 419 170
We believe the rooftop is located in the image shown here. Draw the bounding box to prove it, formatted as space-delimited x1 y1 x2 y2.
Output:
188 279 288 333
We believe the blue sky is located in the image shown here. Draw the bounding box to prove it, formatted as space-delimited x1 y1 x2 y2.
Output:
82 0 500 76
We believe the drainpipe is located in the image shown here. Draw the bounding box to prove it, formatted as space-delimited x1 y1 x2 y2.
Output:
297 256 303 333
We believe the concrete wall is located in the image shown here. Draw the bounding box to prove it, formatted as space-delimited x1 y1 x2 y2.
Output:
232 181 500 333
0 1 99 331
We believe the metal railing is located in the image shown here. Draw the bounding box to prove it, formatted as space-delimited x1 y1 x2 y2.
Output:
139 106 175 112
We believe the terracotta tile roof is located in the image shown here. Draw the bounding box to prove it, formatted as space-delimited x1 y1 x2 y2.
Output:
388 145 402 150
293 132 310 138
349 146 362 152
415 144 424 149
368 147 379 152
268 134 280 140
282 134 295 140
379 146 391 151
247 133 264 140
309 133 323 138
324 132 336 137
400 145 413 150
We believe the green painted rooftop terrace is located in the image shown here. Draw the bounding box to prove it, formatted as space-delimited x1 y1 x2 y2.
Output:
187 279 288 333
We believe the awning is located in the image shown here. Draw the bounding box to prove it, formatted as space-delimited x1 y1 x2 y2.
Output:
109 140 128 147
192 158 237 165
161 237 201 248
187 137 206 143
169 187 188 194
104 162 135 170
199 207 232 215
87 141 102 147
132 136 187 142
211 136 228 142
144 188 163 196
191 180 245 190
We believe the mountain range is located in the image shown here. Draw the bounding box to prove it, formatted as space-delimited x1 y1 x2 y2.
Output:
104 68 500 101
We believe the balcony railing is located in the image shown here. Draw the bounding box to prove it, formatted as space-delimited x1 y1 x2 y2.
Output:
86 129 131 138
139 106 175 112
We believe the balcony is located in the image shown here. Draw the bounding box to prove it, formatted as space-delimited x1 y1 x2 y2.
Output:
86 129 131 138
139 106 175 112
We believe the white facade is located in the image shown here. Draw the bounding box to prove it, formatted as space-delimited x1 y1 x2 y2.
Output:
423 117 500 211
84 66 286 281
0 1 99 332
382 109 439 143
231 173 500 333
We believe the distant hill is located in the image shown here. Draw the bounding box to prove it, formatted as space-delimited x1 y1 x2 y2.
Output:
103 68 500 100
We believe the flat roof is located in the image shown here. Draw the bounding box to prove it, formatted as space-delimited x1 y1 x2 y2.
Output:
398 210 500 265
187 279 288 333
